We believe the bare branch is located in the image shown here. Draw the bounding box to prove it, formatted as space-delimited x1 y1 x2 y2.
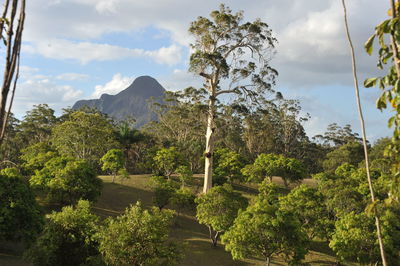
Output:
341 1 388 265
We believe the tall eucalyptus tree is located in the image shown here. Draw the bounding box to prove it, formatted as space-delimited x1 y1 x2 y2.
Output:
189 5 278 192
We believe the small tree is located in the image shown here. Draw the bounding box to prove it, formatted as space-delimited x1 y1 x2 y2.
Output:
0 168 43 243
98 202 182 265
100 149 125 183
214 148 245 184
175 165 193 188
222 197 309 266
242 153 305 187
153 147 184 179
195 184 248 246
150 176 179 210
30 156 102 205
25 200 101 266
117 168 130 183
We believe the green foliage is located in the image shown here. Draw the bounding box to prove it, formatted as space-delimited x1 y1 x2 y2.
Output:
171 187 196 215
20 142 57 174
322 141 365 172
329 209 400 265
0 113 22 165
175 165 193 188
51 111 117 166
30 156 102 205
16 104 57 145
257 179 282 204
189 4 278 97
100 149 124 173
369 137 394 174
117 168 130 182
25 200 101 266
315 163 386 216
100 149 125 182
135 146 159 174
364 6 400 200
222 195 309 265
213 148 245 183
0 168 43 243
153 147 185 178
145 89 207 173
280 184 333 240
150 176 179 210
98 202 181 266
195 184 248 246
242 153 305 187
330 212 378 264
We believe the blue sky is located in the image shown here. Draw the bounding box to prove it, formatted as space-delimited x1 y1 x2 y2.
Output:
7 0 392 141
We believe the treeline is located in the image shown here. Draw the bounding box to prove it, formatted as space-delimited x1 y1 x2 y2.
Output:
0 91 379 179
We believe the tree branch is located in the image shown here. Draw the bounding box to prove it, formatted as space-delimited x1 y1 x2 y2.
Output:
215 89 237 96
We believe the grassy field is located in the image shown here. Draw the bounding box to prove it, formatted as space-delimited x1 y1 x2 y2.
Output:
0 174 348 266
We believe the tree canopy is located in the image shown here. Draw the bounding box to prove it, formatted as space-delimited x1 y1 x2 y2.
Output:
98 202 181 265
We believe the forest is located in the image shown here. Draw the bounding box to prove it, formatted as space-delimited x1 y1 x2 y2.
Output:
1 1 400 266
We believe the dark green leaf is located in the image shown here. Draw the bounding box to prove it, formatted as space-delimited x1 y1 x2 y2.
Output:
364 77 378 88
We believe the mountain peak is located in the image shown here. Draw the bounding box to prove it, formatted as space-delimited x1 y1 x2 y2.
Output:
72 75 165 127
121 75 164 96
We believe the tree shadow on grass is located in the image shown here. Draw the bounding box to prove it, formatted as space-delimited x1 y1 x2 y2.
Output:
309 240 336 257
0 241 31 266
179 238 253 266
93 180 155 218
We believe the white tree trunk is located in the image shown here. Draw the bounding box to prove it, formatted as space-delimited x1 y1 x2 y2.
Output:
203 95 216 193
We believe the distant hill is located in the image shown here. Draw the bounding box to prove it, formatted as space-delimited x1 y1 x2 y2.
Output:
72 76 165 127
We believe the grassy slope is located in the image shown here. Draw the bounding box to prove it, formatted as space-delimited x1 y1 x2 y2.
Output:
94 175 341 266
0 175 347 266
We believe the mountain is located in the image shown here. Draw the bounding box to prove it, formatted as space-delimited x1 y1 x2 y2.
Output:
72 76 165 127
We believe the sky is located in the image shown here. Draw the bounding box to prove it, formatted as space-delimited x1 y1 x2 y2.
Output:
4 0 393 141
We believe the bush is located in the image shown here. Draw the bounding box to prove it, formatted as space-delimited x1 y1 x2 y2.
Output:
98 202 182 265
171 187 196 215
25 200 101 266
0 168 43 243
30 157 102 205
150 176 178 210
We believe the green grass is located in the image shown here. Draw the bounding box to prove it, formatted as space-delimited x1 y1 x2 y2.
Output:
0 174 347 265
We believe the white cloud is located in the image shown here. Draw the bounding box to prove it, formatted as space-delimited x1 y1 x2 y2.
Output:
23 0 387 87
146 44 182 66
92 73 133 98
56 73 90 81
23 39 182 65
158 69 202 91
13 77 83 116
19 66 40 77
